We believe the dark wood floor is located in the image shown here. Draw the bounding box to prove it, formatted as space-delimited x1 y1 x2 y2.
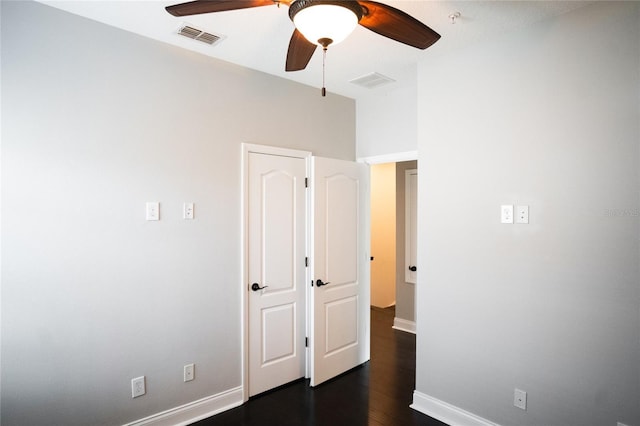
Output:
193 307 447 426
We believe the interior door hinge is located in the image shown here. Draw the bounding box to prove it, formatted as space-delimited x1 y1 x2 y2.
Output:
305 257 308 267
305 177 308 188
305 337 308 347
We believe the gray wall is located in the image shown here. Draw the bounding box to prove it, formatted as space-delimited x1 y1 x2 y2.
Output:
0 2 354 425
416 2 639 426
395 160 417 324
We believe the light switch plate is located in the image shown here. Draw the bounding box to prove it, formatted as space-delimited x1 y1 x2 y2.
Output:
146 202 160 221
183 203 194 220
501 205 514 224
516 205 529 224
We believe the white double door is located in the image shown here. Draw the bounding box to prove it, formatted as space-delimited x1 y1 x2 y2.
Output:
246 147 369 396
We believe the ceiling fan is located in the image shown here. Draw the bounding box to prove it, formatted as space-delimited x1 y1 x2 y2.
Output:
166 0 441 95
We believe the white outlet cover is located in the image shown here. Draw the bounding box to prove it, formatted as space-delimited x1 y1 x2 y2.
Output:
514 388 527 410
131 376 146 398
184 363 195 382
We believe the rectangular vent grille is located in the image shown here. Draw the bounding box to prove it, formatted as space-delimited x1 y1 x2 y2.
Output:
349 72 396 89
178 25 223 46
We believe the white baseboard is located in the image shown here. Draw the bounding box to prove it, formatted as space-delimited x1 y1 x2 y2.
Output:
411 391 500 426
124 386 243 426
392 317 416 334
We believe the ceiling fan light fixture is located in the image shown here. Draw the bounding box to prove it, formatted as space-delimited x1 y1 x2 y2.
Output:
290 1 363 47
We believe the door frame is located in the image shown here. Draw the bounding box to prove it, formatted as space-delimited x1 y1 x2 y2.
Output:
241 143 312 402
357 150 417 165
358 151 418 334
404 168 418 285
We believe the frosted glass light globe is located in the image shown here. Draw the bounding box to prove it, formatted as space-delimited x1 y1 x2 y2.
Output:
293 4 359 46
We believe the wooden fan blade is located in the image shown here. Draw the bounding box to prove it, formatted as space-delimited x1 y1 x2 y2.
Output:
286 29 317 72
357 0 440 49
166 0 279 17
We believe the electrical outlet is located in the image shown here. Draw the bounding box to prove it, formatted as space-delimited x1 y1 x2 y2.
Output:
184 363 195 382
183 203 194 220
146 202 160 221
514 388 527 410
131 376 146 398
501 205 514 224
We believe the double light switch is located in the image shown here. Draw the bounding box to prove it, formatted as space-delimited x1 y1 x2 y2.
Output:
145 202 195 220
501 205 529 224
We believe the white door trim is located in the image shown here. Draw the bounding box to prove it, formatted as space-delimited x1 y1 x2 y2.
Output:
241 143 312 402
405 169 418 285
357 150 417 165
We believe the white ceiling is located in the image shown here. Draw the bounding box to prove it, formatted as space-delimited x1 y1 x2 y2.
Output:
39 0 593 100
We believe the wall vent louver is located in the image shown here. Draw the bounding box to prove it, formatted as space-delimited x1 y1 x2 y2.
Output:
178 24 223 46
349 72 396 89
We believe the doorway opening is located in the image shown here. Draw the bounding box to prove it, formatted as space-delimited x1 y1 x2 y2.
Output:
370 160 417 334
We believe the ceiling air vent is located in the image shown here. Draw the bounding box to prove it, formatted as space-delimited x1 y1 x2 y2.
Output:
349 72 396 89
177 24 223 46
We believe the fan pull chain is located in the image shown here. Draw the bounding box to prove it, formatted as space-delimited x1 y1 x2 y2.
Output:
321 46 327 97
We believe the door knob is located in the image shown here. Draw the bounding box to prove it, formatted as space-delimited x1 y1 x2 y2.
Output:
408 266 417 272
251 283 268 291
316 279 330 287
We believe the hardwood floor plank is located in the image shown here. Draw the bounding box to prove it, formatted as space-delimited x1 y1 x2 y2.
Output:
194 307 447 426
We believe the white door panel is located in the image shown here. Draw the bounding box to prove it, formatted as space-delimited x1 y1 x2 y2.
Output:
262 304 295 364
245 148 369 396
248 152 306 396
325 174 358 286
310 157 370 386
324 296 358 354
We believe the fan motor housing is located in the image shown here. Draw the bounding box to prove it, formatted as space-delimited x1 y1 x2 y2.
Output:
288 0 364 22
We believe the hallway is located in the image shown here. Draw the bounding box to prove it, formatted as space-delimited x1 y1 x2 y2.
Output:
194 307 446 425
